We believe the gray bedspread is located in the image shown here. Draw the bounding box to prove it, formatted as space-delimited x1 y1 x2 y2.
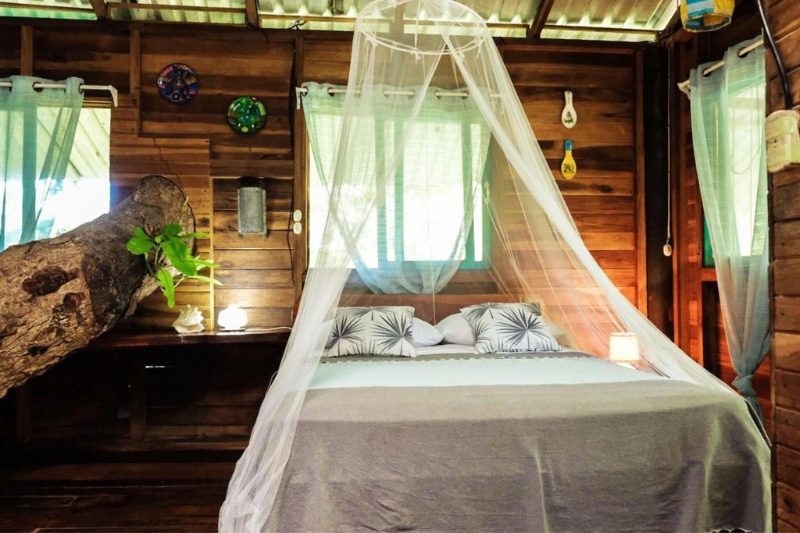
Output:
267 362 770 532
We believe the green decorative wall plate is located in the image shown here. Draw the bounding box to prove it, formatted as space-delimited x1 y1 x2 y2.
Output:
227 96 267 134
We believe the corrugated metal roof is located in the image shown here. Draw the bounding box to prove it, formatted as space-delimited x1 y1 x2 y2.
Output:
543 0 675 42
109 0 246 25
0 0 97 20
0 0 678 41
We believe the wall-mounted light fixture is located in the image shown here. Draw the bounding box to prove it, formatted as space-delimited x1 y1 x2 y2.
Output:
238 176 267 236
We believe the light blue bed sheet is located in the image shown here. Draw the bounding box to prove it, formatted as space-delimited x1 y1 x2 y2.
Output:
309 352 666 390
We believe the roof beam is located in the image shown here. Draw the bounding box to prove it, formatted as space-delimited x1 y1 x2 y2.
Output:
245 0 258 27
543 23 659 37
527 0 555 38
88 0 107 19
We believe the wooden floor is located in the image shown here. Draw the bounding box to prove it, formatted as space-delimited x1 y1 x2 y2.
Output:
0 459 234 532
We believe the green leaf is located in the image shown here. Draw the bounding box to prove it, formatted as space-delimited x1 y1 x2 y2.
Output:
127 236 153 256
156 269 176 308
134 227 149 240
192 257 219 269
163 224 183 237
188 274 222 286
161 238 197 276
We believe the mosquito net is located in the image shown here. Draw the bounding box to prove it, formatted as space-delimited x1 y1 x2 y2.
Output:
220 0 734 529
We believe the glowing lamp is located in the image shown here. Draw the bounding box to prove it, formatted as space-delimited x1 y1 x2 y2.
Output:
609 332 639 368
218 305 248 331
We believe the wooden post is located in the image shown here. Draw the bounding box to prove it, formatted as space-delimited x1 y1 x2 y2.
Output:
130 25 142 136
16 25 35 444
20 25 33 76
634 50 648 316
293 37 307 305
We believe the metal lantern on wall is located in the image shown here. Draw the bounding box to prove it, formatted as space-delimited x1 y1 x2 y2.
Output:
237 176 267 236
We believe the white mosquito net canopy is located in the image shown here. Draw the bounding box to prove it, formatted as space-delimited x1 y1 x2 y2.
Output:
220 0 733 529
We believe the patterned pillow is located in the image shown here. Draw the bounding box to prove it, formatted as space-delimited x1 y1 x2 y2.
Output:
460 302 561 353
328 306 417 357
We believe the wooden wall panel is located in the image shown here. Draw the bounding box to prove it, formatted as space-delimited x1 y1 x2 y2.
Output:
0 20 647 448
0 26 20 79
768 0 800 529
0 20 646 338
301 38 644 321
110 96 214 330
139 28 294 180
34 28 130 94
212 178 295 328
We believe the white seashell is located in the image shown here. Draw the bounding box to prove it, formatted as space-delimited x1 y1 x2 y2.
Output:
173 305 205 334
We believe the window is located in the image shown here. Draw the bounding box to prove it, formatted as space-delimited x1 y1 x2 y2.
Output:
0 107 110 250
308 113 490 270
700 80 766 267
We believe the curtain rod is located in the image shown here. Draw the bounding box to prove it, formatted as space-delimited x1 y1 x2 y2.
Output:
297 87 471 98
295 86 503 108
0 81 119 107
677 38 763 96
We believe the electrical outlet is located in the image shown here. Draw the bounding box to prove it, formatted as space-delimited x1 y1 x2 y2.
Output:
766 110 800 173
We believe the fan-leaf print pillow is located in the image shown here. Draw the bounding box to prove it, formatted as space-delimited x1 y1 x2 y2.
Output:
328 306 417 357
460 303 560 353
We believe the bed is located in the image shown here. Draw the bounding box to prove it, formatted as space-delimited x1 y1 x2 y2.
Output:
264 349 770 532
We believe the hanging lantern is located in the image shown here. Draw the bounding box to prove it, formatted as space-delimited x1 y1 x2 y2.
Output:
680 0 735 32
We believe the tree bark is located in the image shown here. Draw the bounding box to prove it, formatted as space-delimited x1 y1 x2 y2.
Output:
0 175 195 398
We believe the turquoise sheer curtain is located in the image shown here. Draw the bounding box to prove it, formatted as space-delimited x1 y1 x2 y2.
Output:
690 37 769 421
0 76 84 250
302 82 490 294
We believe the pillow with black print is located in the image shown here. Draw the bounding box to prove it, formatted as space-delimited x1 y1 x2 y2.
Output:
328 306 417 357
460 302 561 354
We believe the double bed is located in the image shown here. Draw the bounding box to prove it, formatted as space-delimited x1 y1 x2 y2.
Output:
265 349 771 532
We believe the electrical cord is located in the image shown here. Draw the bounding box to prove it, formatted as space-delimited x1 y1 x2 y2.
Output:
755 0 793 110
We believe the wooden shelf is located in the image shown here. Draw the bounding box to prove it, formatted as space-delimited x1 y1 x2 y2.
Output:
86 328 292 350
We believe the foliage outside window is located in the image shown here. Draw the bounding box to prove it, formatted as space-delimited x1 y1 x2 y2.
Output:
308 115 491 270
0 107 110 251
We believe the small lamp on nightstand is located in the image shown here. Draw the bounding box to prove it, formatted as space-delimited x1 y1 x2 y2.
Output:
218 305 248 331
609 332 639 369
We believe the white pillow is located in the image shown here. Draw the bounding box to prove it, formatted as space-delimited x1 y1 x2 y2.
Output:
413 317 444 347
435 313 476 345
544 317 575 349
328 306 417 357
461 302 561 353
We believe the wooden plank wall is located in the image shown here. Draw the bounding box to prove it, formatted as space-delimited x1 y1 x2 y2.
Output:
0 20 645 331
766 0 800 530
669 1 772 423
300 39 645 326
0 20 645 448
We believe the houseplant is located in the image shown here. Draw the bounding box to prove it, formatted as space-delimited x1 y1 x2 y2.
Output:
126 200 220 308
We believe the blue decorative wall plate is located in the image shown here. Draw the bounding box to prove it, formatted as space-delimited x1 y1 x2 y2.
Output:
157 63 199 104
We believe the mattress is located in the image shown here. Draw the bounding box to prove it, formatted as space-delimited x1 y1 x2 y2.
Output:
312 350 666 389
267 351 771 532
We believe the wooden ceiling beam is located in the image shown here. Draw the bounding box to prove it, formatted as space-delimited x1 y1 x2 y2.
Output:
245 0 258 28
88 0 108 19
527 0 555 38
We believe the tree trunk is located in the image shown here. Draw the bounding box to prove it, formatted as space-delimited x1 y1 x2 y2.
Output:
0 175 195 398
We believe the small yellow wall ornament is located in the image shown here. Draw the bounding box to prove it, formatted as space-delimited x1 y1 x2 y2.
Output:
561 139 577 180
